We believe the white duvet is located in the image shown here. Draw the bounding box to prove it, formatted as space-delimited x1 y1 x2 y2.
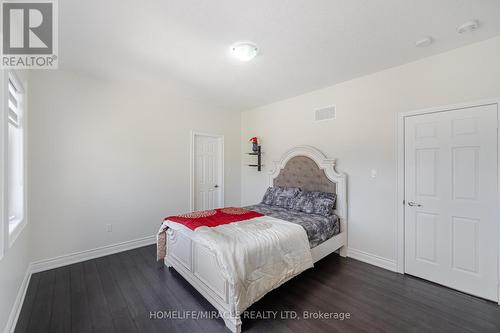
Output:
166 215 313 313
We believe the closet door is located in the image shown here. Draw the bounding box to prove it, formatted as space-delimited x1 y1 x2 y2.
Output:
404 104 498 301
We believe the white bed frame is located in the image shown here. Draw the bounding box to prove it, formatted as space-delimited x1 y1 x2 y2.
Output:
165 146 347 333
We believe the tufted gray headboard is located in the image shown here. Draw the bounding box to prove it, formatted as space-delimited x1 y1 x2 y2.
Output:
269 146 346 225
273 156 336 193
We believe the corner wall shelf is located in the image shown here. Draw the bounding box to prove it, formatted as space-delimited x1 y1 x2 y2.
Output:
247 146 262 171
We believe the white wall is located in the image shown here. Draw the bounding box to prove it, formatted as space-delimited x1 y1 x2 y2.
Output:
0 229 30 332
28 70 241 262
241 36 500 268
0 70 31 333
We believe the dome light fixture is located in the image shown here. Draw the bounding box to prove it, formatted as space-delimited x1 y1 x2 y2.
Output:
457 20 479 34
230 42 259 62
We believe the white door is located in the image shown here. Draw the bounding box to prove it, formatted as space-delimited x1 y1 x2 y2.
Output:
404 104 498 301
193 134 223 211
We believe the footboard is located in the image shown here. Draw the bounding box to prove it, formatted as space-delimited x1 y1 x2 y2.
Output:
165 227 242 333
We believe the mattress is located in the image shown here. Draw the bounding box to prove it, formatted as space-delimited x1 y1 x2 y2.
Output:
244 204 340 248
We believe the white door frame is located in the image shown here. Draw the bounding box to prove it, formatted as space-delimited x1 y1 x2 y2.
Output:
189 131 225 211
396 98 500 303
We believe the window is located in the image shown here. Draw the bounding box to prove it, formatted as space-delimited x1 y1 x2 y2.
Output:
6 72 26 246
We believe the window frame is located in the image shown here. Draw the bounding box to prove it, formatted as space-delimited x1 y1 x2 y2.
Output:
1 70 27 252
0 72 3 260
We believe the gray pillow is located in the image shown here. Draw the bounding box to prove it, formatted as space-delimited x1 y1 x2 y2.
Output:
312 196 336 217
273 187 301 208
292 193 315 213
293 191 336 216
261 187 281 205
307 191 336 201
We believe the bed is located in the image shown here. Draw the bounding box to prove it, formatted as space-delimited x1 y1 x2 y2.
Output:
158 146 347 333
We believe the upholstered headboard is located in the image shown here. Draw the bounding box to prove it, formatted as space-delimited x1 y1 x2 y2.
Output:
273 156 336 193
269 146 347 229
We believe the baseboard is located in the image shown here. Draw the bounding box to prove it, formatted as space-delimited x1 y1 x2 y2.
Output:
30 235 156 273
347 247 397 272
4 265 31 333
5 235 157 333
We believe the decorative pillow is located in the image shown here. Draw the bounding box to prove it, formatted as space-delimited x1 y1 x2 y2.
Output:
307 191 336 201
292 193 315 214
309 192 337 217
280 187 301 197
275 193 299 208
292 191 336 216
272 187 301 208
312 195 336 217
261 187 282 205
273 195 292 208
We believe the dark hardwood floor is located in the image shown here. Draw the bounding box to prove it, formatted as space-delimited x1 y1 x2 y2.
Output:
15 245 500 333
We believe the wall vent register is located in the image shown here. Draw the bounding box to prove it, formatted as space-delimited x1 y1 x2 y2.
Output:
315 105 336 121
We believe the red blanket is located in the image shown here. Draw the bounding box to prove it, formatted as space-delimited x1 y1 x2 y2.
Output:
165 207 264 230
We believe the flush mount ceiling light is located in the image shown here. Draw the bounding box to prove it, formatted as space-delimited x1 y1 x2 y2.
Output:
457 20 479 34
415 36 433 47
230 42 259 62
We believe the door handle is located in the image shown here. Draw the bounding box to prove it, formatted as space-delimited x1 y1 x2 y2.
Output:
214 185 219 188
407 201 422 207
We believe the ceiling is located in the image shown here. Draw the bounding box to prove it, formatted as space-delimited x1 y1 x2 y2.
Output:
60 0 500 110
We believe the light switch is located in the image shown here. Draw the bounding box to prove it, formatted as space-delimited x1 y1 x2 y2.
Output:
370 169 377 178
